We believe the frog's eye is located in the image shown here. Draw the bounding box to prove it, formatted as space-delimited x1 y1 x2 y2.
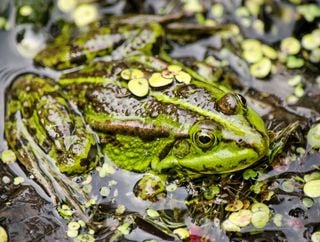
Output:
191 120 221 150
217 93 247 115
193 131 217 149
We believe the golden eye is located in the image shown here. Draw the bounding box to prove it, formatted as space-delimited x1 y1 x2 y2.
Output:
194 131 216 149
217 93 247 115
190 120 221 150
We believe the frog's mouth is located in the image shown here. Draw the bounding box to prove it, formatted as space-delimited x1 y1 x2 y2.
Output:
154 142 263 174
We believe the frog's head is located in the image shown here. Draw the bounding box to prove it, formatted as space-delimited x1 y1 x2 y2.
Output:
152 92 269 174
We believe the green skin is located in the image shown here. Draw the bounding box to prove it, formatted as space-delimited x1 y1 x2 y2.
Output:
58 55 269 176
5 21 269 203
5 74 97 222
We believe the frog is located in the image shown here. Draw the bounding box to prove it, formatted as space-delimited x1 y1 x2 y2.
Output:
5 74 98 222
5 20 269 208
58 54 269 175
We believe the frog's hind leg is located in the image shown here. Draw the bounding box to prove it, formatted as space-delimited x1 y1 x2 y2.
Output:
8 111 92 225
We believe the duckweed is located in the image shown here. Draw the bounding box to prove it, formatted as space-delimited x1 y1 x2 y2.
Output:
294 85 305 97
82 184 92 194
149 73 173 87
261 45 278 60
252 19 264 34
281 180 295 192
58 204 74 219
173 228 189 240
243 49 263 63
175 71 191 84
222 219 241 232
281 37 301 55
146 209 160 218
311 231 320 242
1 150 16 163
304 179 320 198
249 58 272 78
117 222 131 235
297 4 320 22
2 176 10 184
242 39 261 51
225 200 243 212
100 186 110 197
13 176 24 185
121 68 144 80
128 78 149 97
76 234 95 242
304 172 320 182
0 226 8 242
67 229 78 238
228 209 252 227
273 214 282 227
310 48 320 63
211 3 224 18
20 5 33 16
286 95 299 104
68 221 81 230
115 204 126 215
251 211 269 228
184 0 203 13
161 70 174 79
204 185 220 200
57 0 77 12
243 169 257 180
73 4 98 27
166 183 177 192
301 34 320 50
286 56 304 69
251 203 270 214
302 197 314 208
167 65 182 73
307 124 320 149
288 75 302 86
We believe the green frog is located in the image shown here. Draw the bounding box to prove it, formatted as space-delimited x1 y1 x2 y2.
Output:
5 21 269 210
5 74 98 222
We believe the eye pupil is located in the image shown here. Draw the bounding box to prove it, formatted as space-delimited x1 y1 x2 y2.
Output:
238 94 247 106
198 135 211 144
